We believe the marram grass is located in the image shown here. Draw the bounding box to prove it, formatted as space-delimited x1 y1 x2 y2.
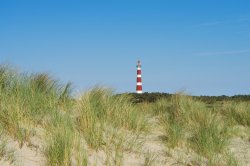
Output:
76 87 148 150
0 65 149 164
0 64 247 165
151 94 242 165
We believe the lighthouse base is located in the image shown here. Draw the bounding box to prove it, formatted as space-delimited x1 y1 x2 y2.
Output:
136 91 143 94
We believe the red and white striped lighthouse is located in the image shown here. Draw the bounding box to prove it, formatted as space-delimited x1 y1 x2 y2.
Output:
136 60 143 94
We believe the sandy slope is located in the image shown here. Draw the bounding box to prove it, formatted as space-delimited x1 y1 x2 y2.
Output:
0 138 45 166
0 118 249 166
229 137 250 166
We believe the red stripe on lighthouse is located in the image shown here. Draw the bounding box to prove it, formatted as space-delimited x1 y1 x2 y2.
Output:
137 77 142 82
136 60 143 94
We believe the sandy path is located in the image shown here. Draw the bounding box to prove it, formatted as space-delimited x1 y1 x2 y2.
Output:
123 117 178 166
140 117 170 165
229 137 250 166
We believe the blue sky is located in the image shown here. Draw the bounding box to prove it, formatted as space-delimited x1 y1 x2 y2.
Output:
0 0 250 95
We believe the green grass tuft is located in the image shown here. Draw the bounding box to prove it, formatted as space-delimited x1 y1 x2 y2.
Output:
76 87 148 150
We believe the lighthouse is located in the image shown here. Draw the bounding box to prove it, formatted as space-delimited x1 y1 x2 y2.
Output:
136 60 143 94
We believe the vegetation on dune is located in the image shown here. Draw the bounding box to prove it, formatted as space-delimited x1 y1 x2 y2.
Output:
0 65 148 165
75 87 148 151
148 93 250 165
220 102 250 127
0 65 72 146
0 64 249 165
126 92 250 103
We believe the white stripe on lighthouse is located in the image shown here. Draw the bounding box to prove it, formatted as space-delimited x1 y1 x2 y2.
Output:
137 67 141 70
137 75 141 77
137 82 142 85
136 90 143 94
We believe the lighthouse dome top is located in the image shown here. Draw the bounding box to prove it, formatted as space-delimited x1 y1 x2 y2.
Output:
137 60 141 67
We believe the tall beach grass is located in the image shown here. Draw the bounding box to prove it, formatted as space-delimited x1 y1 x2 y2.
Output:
153 93 232 163
1 64 247 165
0 65 149 164
75 87 148 150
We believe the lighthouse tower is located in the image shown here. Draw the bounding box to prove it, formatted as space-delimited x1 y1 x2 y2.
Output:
136 60 143 94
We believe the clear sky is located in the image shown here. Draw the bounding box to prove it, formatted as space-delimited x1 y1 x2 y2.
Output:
1 0 250 96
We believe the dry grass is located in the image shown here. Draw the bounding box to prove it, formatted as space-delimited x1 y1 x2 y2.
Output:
0 65 149 165
0 64 248 165
75 87 148 150
151 93 241 165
